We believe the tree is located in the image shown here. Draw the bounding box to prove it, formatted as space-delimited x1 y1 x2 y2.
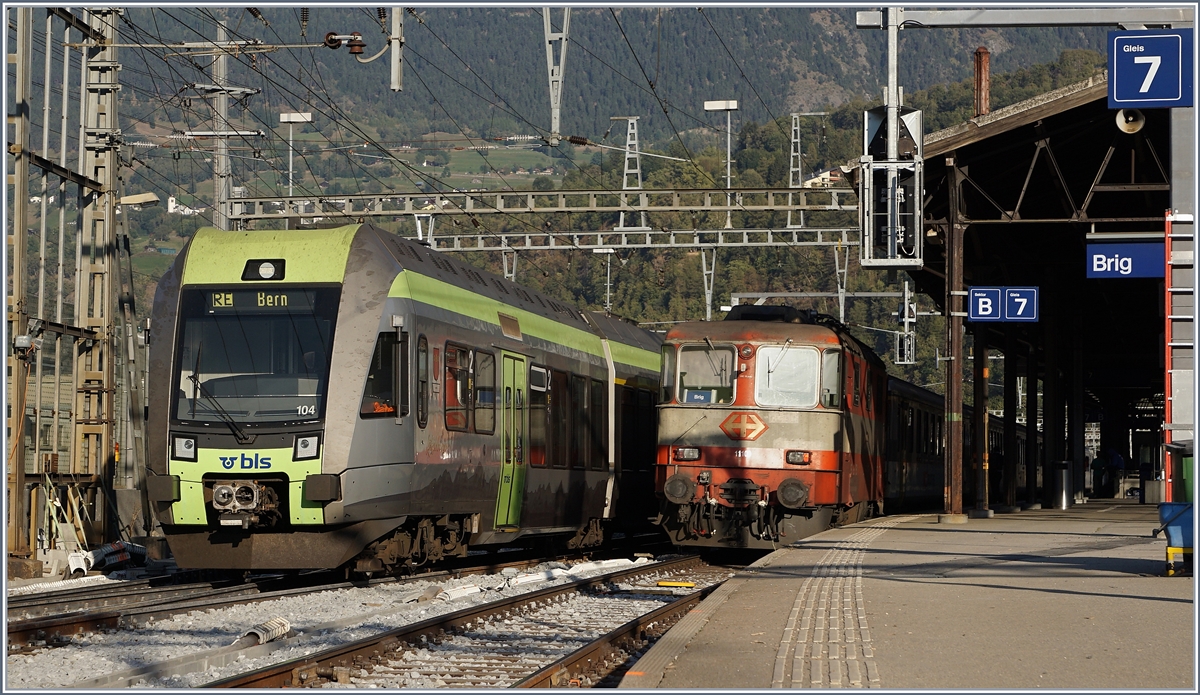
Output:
532 175 554 191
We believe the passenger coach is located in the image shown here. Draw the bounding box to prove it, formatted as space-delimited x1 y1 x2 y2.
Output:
146 224 661 573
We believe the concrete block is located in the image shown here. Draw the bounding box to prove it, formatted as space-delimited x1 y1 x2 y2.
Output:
938 513 968 524
968 508 995 519
1021 502 1042 510
7 556 43 579
993 505 1021 514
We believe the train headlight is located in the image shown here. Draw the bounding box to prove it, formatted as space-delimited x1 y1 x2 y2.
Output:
663 473 697 505
673 447 701 461
293 434 321 461
776 478 810 509
173 435 197 461
213 484 235 509
785 450 812 465
241 258 286 281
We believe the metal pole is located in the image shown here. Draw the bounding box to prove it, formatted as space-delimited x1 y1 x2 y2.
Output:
885 7 899 258
288 123 295 199
943 155 964 520
725 109 732 229
8 7 33 555
213 14 229 230
33 11 54 479
605 253 612 313
972 323 990 514
1024 346 1039 507
1003 326 1018 508
1043 306 1058 508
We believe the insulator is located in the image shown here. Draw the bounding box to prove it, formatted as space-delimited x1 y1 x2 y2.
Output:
377 7 387 29
242 618 291 645
566 135 589 146
347 32 366 55
300 8 309 37
324 32 343 50
247 8 268 26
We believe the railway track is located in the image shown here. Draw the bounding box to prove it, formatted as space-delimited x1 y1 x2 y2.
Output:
7 539 673 651
204 556 729 689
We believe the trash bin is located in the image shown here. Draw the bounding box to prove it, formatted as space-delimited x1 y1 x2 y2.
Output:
1157 502 1194 576
1054 462 1071 510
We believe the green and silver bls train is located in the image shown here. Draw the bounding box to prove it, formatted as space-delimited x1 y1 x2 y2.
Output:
146 224 662 572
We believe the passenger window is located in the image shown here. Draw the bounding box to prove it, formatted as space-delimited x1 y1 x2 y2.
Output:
398 331 409 417
570 374 588 469
417 336 429 428
550 370 569 468
359 333 397 418
528 366 549 467
590 378 607 470
444 344 470 432
474 351 496 434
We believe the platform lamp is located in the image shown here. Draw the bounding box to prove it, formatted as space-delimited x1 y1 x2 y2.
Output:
280 112 313 228
704 100 738 229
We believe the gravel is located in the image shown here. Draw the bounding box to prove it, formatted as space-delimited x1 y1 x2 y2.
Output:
4 558 659 689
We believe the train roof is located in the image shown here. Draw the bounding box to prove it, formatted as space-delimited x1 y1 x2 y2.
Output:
887 375 945 409
183 224 662 361
664 320 842 346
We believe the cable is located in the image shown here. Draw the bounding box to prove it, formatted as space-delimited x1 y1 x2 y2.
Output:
607 9 716 188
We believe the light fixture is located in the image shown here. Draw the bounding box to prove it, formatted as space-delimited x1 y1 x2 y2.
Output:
785 450 812 465
674 447 701 461
242 259 286 281
173 435 197 461
294 434 321 461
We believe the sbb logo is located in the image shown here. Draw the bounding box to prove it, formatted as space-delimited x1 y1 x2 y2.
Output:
219 453 272 470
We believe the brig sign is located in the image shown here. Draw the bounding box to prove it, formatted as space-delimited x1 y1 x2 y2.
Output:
1086 242 1164 278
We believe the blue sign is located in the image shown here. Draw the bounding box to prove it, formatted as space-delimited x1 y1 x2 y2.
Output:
1108 29 1193 108
1003 287 1039 322
969 287 1040 322
969 288 1002 322
1086 243 1164 278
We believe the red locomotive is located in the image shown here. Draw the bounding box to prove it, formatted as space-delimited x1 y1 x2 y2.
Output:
654 305 912 548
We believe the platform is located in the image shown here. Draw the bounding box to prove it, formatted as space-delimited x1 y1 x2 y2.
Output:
621 500 1195 690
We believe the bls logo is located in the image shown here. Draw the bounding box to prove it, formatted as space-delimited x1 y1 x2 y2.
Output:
218 453 272 470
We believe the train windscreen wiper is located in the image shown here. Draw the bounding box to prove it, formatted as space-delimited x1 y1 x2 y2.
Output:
188 355 253 445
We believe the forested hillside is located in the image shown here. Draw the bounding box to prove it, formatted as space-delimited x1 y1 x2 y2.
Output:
106 7 1108 399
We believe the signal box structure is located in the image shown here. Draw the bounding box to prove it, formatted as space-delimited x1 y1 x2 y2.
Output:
859 106 924 268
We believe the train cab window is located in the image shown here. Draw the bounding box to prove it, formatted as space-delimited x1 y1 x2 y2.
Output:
528 366 549 467
590 378 607 470
755 345 819 408
474 351 496 434
569 374 589 468
360 333 398 418
678 344 735 405
417 336 429 428
444 344 471 432
659 345 676 403
820 349 841 409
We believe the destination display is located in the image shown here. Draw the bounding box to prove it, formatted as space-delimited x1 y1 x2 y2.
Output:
208 289 317 312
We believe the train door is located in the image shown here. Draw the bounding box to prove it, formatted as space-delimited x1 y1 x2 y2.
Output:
494 352 527 528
